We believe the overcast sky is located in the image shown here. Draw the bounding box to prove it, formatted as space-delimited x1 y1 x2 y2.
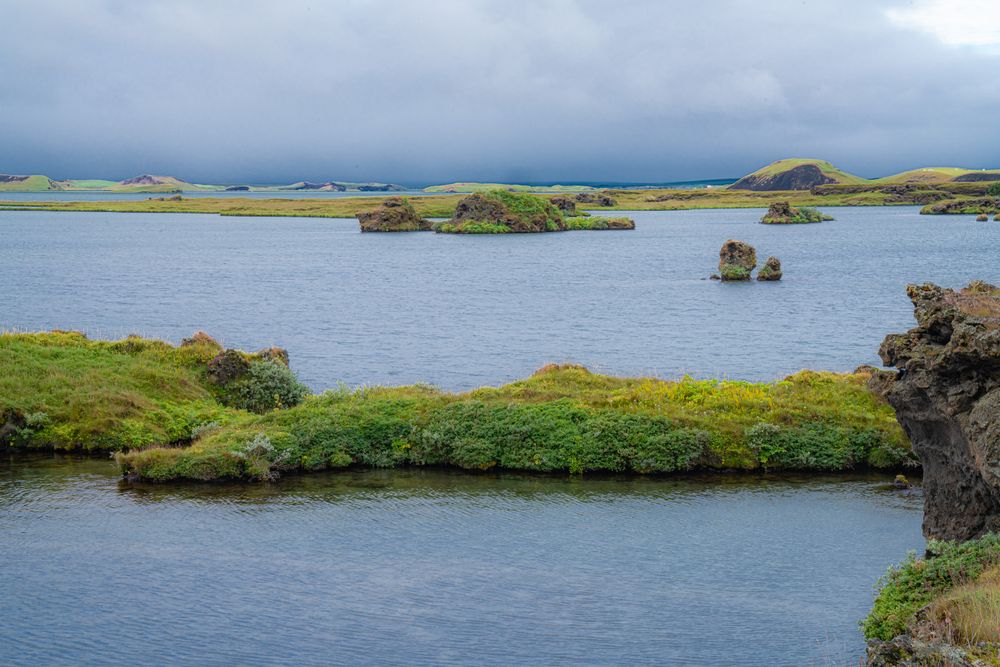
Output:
2 0 998 185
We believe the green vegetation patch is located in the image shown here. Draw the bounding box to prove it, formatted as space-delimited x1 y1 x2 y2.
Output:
863 533 1000 641
116 363 910 482
564 216 635 230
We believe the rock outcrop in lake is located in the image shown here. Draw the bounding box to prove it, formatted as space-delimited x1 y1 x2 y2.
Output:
718 240 757 281
437 191 565 233
760 201 833 224
875 281 1000 542
356 197 431 232
757 256 782 281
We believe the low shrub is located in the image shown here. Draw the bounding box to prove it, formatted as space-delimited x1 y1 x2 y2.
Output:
863 533 1000 641
227 360 309 413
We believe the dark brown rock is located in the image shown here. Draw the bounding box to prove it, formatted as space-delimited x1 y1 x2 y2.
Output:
181 331 222 350
574 192 618 207
875 282 1000 541
549 196 577 214
207 349 252 385
718 240 757 281
356 197 431 232
757 256 782 281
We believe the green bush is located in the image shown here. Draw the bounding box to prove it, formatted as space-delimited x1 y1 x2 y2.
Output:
987 182 1000 197
863 533 1000 641
720 264 751 281
228 360 308 413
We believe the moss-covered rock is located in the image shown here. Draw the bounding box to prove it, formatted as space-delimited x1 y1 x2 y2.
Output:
356 197 431 232
718 239 757 281
757 256 782 281
761 201 833 224
438 190 565 233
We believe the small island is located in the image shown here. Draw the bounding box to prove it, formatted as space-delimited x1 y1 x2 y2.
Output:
760 201 833 224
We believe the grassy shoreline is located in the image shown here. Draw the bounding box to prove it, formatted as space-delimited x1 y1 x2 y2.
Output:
2 182 988 220
1 331 911 483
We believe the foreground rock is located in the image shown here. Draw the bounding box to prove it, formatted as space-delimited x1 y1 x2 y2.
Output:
757 256 782 281
866 636 985 666
356 197 431 232
549 195 577 214
718 239 756 281
875 281 1000 542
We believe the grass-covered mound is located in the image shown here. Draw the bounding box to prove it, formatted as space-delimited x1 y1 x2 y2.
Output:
0 331 304 451
760 201 833 224
117 363 909 482
864 533 1000 657
2 333 910 482
433 190 635 234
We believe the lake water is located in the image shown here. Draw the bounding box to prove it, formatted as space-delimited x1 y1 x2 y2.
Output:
1 206 997 390
0 453 923 666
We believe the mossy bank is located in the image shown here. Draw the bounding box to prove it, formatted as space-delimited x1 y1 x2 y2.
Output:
0 331 911 483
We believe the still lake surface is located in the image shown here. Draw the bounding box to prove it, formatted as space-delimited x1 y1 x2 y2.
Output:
1 205 997 391
1 205 987 664
0 454 922 666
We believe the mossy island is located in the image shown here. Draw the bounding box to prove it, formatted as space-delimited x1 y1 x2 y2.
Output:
0 330 909 482
713 240 782 281
356 197 432 232
760 201 833 224
433 190 633 234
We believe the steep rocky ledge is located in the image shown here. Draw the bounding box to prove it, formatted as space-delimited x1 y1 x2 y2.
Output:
875 281 1000 542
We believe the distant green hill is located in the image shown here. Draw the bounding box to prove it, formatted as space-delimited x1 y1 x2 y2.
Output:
730 159 1000 191
729 159 866 191
0 175 57 191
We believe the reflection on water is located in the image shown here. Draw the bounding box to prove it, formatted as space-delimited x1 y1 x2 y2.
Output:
0 452 923 666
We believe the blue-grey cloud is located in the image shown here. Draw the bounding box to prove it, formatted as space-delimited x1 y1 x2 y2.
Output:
1 0 998 184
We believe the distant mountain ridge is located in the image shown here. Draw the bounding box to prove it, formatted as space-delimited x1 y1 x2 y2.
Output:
0 173 407 193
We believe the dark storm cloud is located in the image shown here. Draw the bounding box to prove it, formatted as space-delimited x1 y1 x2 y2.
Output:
1 0 998 184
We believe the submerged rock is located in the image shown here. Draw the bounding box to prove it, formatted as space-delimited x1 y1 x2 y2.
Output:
718 239 757 281
874 281 1000 542
757 256 782 281
977 214 989 221
356 197 431 232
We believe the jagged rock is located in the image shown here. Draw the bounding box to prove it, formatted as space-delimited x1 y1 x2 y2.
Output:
550 196 577 214
356 197 431 232
762 201 795 222
757 256 782 281
574 192 618 207
718 240 757 281
866 635 984 666
875 281 1000 541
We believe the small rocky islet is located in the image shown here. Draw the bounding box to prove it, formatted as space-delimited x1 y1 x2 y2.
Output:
354 189 634 234
760 200 833 224
711 239 782 281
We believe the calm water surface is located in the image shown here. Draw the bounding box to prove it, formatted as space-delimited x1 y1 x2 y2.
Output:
0 454 923 666
2 206 997 390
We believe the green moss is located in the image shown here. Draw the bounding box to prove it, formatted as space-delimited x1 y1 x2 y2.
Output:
564 216 635 230
863 533 1000 641
720 264 751 281
434 220 512 234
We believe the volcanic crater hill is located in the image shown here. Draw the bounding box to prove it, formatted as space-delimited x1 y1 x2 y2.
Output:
729 159 864 191
874 281 1000 542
